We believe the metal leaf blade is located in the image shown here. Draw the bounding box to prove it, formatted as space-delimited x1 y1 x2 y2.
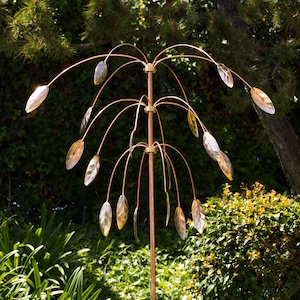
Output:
80 107 92 135
165 192 170 227
25 85 49 113
65 139 84 170
99 202 112 237
116 194 129 230
133 206 139 242
187 110 199 138
203 132 220 161
174 206 186 240
217 150 233 180
217 63 234 88
84 155 100 186
165 158 172 190
94 61 108 85
250 87 275 114
191 199 205 234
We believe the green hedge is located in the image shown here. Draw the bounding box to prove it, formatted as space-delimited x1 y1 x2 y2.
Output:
185 182 300 299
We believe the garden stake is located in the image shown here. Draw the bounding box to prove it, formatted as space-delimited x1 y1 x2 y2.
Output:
25 43 275 299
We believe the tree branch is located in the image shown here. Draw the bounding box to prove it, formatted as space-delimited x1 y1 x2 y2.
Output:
71 39 111 50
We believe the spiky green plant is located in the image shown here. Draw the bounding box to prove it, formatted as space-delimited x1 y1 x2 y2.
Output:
0 205 102 299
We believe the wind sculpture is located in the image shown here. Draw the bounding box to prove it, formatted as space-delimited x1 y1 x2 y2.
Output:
25 43 275 299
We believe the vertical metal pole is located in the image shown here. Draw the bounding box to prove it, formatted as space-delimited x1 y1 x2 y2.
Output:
146 63 156 300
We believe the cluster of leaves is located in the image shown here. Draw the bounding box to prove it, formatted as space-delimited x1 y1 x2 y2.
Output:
2 0 76 62
184 182 300 299
100 229 193 300
81 182 300 299
0 205 106 299
1 184 299 299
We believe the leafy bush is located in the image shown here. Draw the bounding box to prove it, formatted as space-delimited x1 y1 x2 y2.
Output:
2 183 299 299
102 235 191 300
0 206 104 299
185 182 300 300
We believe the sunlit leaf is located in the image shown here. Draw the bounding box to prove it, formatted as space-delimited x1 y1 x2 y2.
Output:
165 192 170 227
217 150 233 180
66 139 84 170
187 110 199 138
116 194 129 230
191 199 205 234
174 206 186 240
80 107 92 135
99 202 112 237
25 85 49 113
84 155 100 186
250 87 275 114
203 131 220 161
94 61 108 85
133 206 139 242
217 63 234 88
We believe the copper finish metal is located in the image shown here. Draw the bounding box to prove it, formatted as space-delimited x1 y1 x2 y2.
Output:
25 43 274 300
146 67 156 300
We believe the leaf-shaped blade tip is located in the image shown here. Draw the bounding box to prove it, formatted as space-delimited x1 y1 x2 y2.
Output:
217 63 234 88
25 85 49 113
84 155 100 186
191 199 205 234
187 110 199 138
217 150 233 180
174 206 186 240
99 202 112 237
203 132 220 161
116 194 129 230
66 139 84 170
94 61 108 85
165 192 171 227
80 107 93 135
250 87 275 114
133 207 139 242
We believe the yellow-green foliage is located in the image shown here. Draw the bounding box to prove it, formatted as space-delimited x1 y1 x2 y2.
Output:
185 183 300 300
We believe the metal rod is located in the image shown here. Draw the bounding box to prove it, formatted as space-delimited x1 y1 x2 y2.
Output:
146 63 156 299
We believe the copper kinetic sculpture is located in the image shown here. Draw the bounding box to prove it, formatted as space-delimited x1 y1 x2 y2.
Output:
25 43 275 299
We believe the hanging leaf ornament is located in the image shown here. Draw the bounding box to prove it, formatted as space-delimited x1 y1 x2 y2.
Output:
116 194 129 230
217 150 233 180
203 132 220 161
165 158 172 190
25 85 49 113
133 206 139 242
94 61 108 85
99 202 112 237
217 63 234 88
66 139 84 170
187 110 199 138
84 155 100 186
80 107 93 135
191 199 205 234
174 206 186 240
165 192 171 227
250 87 275 114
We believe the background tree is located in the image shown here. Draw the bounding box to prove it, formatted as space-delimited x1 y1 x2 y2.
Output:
211 0 300 195
0 0 298 223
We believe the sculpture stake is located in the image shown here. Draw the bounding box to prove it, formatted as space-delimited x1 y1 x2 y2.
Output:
25 43 275 299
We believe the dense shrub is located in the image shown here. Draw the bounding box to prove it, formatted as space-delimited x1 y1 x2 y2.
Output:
102 237 190 299
1 183 299 299
185 182 300 299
